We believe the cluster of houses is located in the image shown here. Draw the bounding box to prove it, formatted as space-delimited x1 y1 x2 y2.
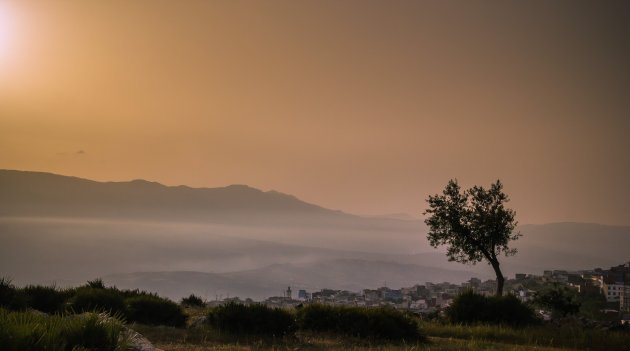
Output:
208 262 630 321
534 262 630 312
510 262 630 322
263 278 498 313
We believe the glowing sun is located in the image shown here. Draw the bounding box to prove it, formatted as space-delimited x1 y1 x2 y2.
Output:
0 3 16 61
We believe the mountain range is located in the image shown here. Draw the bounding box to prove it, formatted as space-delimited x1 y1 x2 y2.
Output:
1 169 628 300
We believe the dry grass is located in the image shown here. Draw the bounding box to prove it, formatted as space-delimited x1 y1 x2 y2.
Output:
421 322 630 350
135 323 574 351
134 307 629 351
151 337 574 351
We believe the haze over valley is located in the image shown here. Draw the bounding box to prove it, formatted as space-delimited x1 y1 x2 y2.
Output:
2 169 628 300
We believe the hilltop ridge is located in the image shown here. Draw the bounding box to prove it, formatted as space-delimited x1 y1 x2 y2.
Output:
0 169 351 223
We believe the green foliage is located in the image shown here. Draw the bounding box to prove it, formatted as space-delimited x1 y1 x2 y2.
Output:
126 295 187 327
446 290 537 326
0 308 129 351
0 278 27 311
207 302 296 336
69 287 126 316
578 291 608 320
424 180 519 296
1 278 187 327
181 294 205 307
21 285 67 314
69 282 186 326
532 284 581 318
296 304 425 341
425 180 519 264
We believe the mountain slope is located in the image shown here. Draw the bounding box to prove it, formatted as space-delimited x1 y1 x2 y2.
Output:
0 169 343 222
0 169 428 254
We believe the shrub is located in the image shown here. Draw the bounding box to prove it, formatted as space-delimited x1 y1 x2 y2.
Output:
0 308 129 351
117 288 158 299
446 290 537 326
181 294 205 307
207 302 296 336
0 278 27 311
85 278 106 289
21 285 67 314
69 287 126 315
296 304 424 341
78 279 155 299
126 295 187 327
532 284 581 318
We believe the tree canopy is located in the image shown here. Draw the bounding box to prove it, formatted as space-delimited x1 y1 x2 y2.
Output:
424 179 520 296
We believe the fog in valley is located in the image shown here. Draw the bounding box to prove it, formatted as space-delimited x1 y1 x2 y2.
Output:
1 170 629 300
3 217 628 301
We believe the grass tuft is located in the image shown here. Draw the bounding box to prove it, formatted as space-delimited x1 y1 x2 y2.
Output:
0 308 130 351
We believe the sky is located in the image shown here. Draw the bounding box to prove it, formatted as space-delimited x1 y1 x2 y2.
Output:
1 0 629 225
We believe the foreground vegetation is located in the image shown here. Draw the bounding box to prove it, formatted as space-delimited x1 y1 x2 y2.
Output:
1 278 186 327
205 302 425 342
2 278 629 351
134 319 630 351
423 322 630 351
296 304 423 341
136 299 630 351
0 308 130 351
445 290 537 326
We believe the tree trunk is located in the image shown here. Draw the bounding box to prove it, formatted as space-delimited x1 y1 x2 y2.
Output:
490 259 505 296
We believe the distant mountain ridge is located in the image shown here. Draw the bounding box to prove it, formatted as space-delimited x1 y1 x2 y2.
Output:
0 169 349 223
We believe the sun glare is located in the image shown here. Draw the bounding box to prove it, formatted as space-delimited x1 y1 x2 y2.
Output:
0 3 15 61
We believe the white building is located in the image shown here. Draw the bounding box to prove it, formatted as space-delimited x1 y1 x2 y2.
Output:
603 281 624 302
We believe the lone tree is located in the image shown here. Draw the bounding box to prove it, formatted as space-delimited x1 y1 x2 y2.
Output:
424 179 520 296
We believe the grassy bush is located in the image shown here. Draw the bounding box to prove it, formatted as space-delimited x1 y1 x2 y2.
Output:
0 278 27 311
69 287 126 315
126 295 187 327
114 288 157 299
181 294 205 307
85 278 106 289
207 302 296 336
446 290 537 326
21 285 67 314
532 283 581 318
296 304 424 341
0 308 129 351
1 278 187 327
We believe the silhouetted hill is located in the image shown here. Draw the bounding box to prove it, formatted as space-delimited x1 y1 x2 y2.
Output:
0 169 428 253
0 169 347 223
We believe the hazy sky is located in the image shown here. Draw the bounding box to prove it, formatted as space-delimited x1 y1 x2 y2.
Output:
1 1 629 225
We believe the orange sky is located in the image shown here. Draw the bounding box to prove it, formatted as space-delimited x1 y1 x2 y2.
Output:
1 1 629 225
